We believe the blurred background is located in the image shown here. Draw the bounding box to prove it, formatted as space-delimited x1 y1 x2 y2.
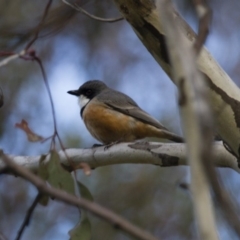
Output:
0 0 240 239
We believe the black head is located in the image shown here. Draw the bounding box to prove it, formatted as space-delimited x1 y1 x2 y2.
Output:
67 80 108 100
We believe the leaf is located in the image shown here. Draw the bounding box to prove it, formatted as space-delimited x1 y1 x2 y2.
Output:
37 155 49 206
77 181 93 202
38 155 49 180
15 119 44 142
68 215 91 240
47 150 75 195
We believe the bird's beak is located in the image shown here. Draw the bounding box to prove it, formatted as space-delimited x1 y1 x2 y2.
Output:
67 90 79 96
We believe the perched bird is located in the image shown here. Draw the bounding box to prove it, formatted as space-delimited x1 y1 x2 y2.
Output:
68 80 183 144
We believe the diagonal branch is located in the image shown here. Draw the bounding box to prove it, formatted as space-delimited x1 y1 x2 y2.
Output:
0 50 26 68
0 150 158 240
62 0 123 22
113 0 240 158
192 0 212 54
16 193 42 240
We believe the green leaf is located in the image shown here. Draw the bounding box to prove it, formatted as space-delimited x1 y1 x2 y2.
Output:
37 155 49 206
77 181 94 201
69 215 91 240
47 150 75 195
38 155 48 180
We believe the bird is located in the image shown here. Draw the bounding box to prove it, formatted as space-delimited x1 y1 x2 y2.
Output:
67 80 183 144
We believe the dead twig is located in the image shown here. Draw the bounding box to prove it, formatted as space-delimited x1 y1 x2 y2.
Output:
62 0 123 22
16 193 42 240
192 0 212 54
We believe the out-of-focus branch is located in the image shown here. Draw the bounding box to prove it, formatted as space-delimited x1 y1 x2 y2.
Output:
157 1 218 239
0 151 158 240
0 0 53 68
16 193 42 240
25 0 53 50
0 50 26 68
0 232 7 240
192 0 212 54
62 0 123 22
0 142 238 173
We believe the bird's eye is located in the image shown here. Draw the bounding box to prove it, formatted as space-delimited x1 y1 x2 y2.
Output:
85 89 92 96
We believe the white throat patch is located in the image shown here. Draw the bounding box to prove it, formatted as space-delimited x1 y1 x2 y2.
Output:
78 94 90 108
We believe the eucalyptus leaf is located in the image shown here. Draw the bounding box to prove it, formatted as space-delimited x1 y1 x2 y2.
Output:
77 181 94 201
69 216 91 240
47 150 75 195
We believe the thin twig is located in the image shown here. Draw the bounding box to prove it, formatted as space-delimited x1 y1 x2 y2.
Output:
33 57 57 135
0 0 75 169
25 0 53 50
16 193 42 240
0 151 158 240
62 0 123 22
205 162 240 237
0 50 26 68
32 56 76 169
192 0 212 54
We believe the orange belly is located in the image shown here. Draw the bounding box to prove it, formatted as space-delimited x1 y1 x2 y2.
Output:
82 102 164 144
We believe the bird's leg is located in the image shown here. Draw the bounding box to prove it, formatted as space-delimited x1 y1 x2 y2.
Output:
104 139 123 150
92 143 103 148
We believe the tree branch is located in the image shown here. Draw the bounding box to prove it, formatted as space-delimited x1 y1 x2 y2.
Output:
0 142 238 173
113 0 240 157
16 193 42 240
0 151 158 240
62 0 123 23
157 1 218 239
0 50 26 68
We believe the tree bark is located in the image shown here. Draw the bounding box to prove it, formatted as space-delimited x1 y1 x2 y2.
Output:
0 142 238 173
113 0 240 157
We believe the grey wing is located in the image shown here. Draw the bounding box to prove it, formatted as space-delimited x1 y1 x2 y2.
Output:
99 89 168 130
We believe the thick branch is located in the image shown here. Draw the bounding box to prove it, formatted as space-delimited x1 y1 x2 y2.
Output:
157 1 218 239
0 142 238 173
113 0 240 157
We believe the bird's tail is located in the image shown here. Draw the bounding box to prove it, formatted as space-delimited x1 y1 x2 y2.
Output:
161 130 184 143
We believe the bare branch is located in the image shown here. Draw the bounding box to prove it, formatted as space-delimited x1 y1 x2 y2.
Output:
192 0 212 54
157 1 218 239
25 0 53 50
0 0 53 68
0 151 158 240
16 193 42 240
62 0 123 23
0 0 74 170
0 50 26 68
113 0 240 158
0 142 238 173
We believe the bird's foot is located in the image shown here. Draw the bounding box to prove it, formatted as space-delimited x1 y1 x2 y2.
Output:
92 143 103 148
